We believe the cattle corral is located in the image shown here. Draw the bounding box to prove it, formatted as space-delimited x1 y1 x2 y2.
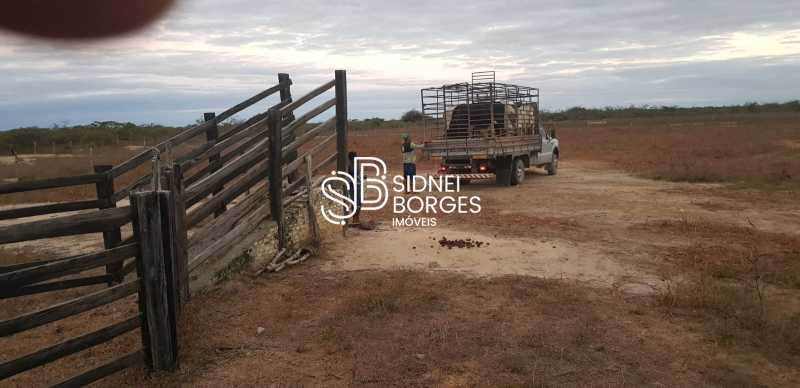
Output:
1 103 800 385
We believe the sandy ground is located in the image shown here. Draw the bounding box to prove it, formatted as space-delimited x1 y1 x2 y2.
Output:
325 227 657 293
322 160 799 295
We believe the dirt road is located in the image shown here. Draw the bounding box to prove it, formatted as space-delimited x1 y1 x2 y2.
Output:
326 160 799 293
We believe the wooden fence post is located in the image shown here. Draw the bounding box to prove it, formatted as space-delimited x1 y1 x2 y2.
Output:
267 108 286 249
335 70 348 174
162 164 189 309
130 190 179 371
204 112 226 217
94 165 122 284
303 155 321 249
279 73 299 183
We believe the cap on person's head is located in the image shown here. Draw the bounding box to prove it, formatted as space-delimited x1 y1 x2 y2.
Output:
401 132 409 139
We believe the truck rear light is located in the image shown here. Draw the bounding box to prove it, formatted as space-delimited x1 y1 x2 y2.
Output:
439 164 447 173
478 163 487 172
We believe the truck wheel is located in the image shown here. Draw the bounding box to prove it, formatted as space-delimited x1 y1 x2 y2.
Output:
510 158 525 185
546 153 559 176
495 156 513 186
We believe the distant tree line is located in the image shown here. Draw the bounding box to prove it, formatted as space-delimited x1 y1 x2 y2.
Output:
0 121 183 154
3 101 798 152
540 101 800 121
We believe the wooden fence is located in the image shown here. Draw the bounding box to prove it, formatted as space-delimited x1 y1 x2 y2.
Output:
0 70 349 385
0 187 182 386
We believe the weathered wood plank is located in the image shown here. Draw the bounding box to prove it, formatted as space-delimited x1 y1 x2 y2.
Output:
217 82 287 123
0 279 139 337
282 131 336 181
188 187 266 250
185 157 268 228
0 275 114 299
110 82 287 179
0 206 131 244
279 79 335 115
109 147 157 179
184 145 268 208
0 252 83 273
164 165 189 307
188 200 271 273
110 174 151 203
267 108 286 249
312 151 338 175
282 117 336 158
280 98 335 143
0 173 105 194
0 316 140 379
0 200 102 221
181 115 269 173
0 243 137 290
335 70 348 173
204 112 226 217
304 155 321 247
95 165 124 283
51 350 143 388
131 190 178 371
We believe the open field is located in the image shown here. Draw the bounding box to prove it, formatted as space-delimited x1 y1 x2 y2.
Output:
2 113 799 386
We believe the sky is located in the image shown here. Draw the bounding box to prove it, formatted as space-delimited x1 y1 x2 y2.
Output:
0 0 799 130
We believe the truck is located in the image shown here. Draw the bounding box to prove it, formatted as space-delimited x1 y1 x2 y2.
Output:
420 71 559 186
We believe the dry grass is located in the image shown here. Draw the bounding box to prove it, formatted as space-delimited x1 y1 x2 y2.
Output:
104 267 756 387
644 219 800 363
556 113 800 188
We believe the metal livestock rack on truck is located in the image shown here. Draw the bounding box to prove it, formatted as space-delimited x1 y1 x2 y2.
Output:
420 71 559 186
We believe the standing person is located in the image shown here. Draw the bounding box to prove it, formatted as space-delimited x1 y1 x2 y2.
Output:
401 132 420 194
347 151 361 226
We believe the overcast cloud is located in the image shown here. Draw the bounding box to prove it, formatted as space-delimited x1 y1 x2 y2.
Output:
0 0 798 129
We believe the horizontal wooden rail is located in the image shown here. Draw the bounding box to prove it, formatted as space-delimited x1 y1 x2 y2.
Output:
279 79 335 115
183 110 293 187
313 151 338 175
0 274 114 299
0 206 131 244
188 200 271 273
0 316 140 379
184 146 268 208
283 132 336 180
52 350 143 388
0 252 83 274
186 157 269 228
0 173 105 195
117 258 138 279
0 200 104 221
281 98 336 137
180 115 270 173
0 243 138 290
110 174 151 203
283 186 308 207
110 82 289 179
0 279 139 337
282 118 336 160
283 174 308 199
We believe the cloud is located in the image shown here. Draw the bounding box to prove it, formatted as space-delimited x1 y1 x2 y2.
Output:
0 0 798 129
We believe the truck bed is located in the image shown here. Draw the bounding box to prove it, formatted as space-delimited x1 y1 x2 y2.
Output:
422 134 542 158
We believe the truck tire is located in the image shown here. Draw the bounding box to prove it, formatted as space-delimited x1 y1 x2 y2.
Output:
495 156 513 186
546 152 558 176
510 158 525 185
